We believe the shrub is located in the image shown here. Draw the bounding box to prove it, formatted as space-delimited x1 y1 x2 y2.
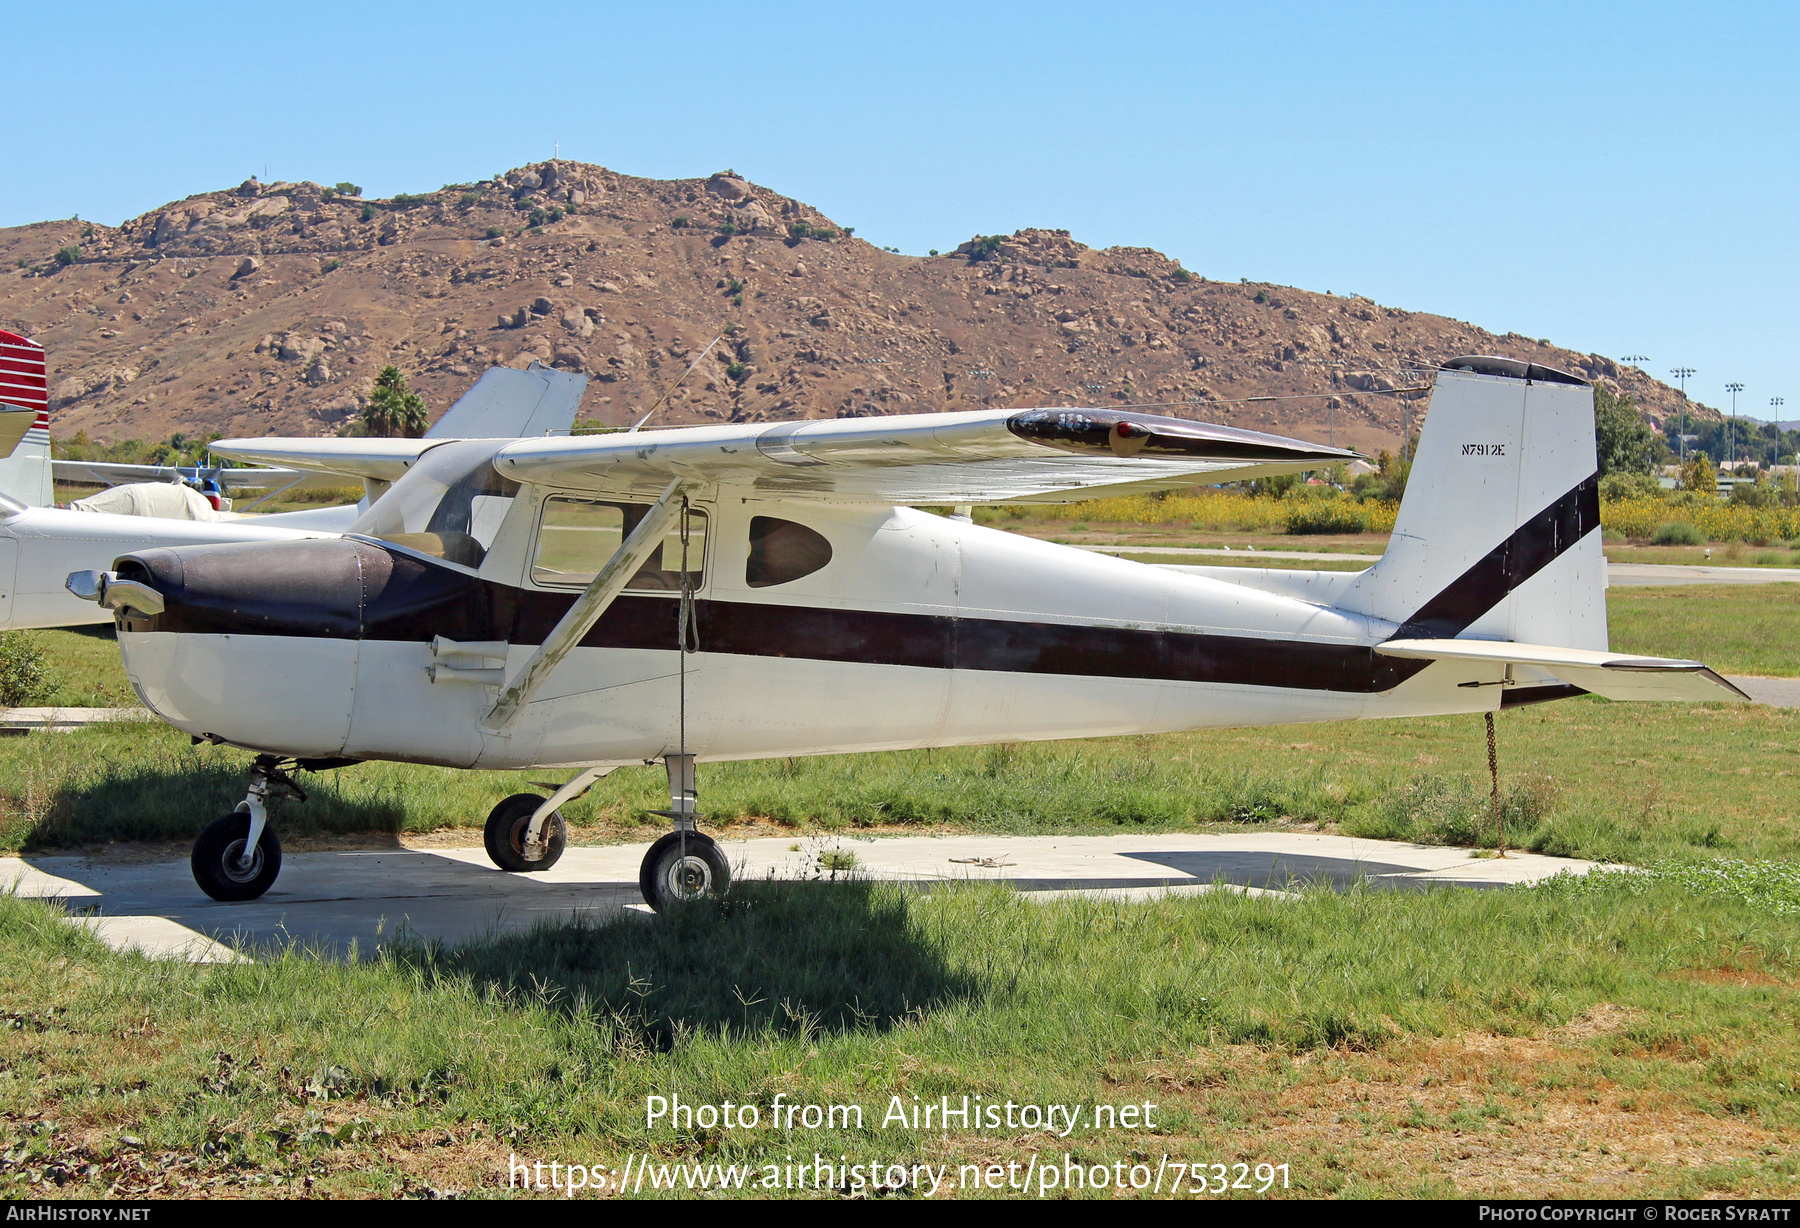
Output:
391 193 430 207
1599 471 1665 502
671 215 689 228
1348 772 1559 848
54 246 79 266
0 633 52 707
1651 521 1705 546
334 182 363 197
717 220 739 237
321 259 342 273
966 234 1004 261
485 226 504 239
459 192 481 208
1253 288 1269 304
725 362 748 381
1285 502 1367 535
1172 267 1194 282
359 203 375 222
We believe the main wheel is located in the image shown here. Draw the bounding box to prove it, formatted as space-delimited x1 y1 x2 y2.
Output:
191 812 282 902
639 831 731 912
484 794 567 872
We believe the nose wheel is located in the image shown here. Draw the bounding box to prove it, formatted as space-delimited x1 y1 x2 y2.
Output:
191 754 304 902
192 811 283 902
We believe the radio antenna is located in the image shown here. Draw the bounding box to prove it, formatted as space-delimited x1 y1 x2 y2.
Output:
630 331 726 432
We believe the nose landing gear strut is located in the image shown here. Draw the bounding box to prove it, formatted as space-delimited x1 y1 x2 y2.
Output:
191 754 302 902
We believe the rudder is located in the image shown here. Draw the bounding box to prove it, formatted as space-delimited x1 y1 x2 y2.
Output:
1341 356 1605 651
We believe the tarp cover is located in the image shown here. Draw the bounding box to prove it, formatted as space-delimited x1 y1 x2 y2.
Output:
69 483 223 521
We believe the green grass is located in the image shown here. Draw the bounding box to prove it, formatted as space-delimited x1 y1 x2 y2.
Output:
2 695 1797 867
1608 583 1800 677
29 627 141 707
1 869 1798 1197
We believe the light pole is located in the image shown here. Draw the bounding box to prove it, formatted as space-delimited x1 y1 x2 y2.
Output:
1622 354 1648 371
1671 367 1695 462
970 369 993 408
1726 382 1745 470
1772 397 1786 471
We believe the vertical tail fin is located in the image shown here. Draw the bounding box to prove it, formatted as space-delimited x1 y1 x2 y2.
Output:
1342 356 1606 650
0 330 51 507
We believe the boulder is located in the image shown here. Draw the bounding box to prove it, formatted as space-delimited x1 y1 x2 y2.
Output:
706 174 749 201
278 333 323 363
305 357 332 386
530 296 555 316
232 256 260 280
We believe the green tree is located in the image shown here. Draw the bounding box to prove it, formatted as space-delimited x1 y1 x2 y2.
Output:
361 367 428 438
1679 452 1717 494
1594 384 1658 476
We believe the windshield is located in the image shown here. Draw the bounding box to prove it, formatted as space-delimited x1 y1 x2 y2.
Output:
348 440 518 569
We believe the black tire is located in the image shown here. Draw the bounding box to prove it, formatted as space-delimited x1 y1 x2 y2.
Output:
483 793 566 872
191 811 282 902
639 831 731 912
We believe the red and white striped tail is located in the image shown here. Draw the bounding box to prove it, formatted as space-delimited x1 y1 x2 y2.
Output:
0 329 47 427
0 329 52 505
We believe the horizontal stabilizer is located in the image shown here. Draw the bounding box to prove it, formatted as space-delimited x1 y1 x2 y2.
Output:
1376 638 1749 703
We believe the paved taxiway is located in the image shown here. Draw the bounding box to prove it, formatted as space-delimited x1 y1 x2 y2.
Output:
0 832 1602 963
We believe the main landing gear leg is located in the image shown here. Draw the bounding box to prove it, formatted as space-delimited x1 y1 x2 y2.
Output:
638 753 730 912
191 754 297 902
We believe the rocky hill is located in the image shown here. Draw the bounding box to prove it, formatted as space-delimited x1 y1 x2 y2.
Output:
0 161 1716 455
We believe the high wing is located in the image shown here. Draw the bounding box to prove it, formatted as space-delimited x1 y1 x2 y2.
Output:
486 407 1356 504
1376 638 1749 703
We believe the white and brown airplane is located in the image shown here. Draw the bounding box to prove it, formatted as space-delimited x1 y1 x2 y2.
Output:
69 356 1743 908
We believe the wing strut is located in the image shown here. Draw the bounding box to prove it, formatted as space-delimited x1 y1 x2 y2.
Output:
481 478 690 734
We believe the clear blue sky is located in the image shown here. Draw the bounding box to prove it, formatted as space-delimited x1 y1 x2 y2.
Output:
4 1 1793 417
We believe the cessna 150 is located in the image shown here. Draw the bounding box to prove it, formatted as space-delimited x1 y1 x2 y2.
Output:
69 356 1743 910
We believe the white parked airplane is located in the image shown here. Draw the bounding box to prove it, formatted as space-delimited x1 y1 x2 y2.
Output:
70 356 1743 908
0 344 588 629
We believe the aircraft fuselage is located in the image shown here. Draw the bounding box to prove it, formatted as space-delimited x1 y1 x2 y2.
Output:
110 493 1505 770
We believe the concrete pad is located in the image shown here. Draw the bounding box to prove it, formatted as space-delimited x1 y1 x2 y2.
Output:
68 916 244 963
1606 564 1800 587
1729 676 1800 709
0 708 152 731
1 830 1602 962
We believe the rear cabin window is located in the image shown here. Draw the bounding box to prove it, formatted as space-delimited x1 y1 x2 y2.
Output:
746 516 833 587
532 497 707 591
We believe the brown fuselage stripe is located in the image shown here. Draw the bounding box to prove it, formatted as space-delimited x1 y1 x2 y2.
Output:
118 475 1600 698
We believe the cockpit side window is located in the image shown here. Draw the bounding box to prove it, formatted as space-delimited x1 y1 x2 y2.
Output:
746 516 832 587
531 496 708 591
347 440 518 570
